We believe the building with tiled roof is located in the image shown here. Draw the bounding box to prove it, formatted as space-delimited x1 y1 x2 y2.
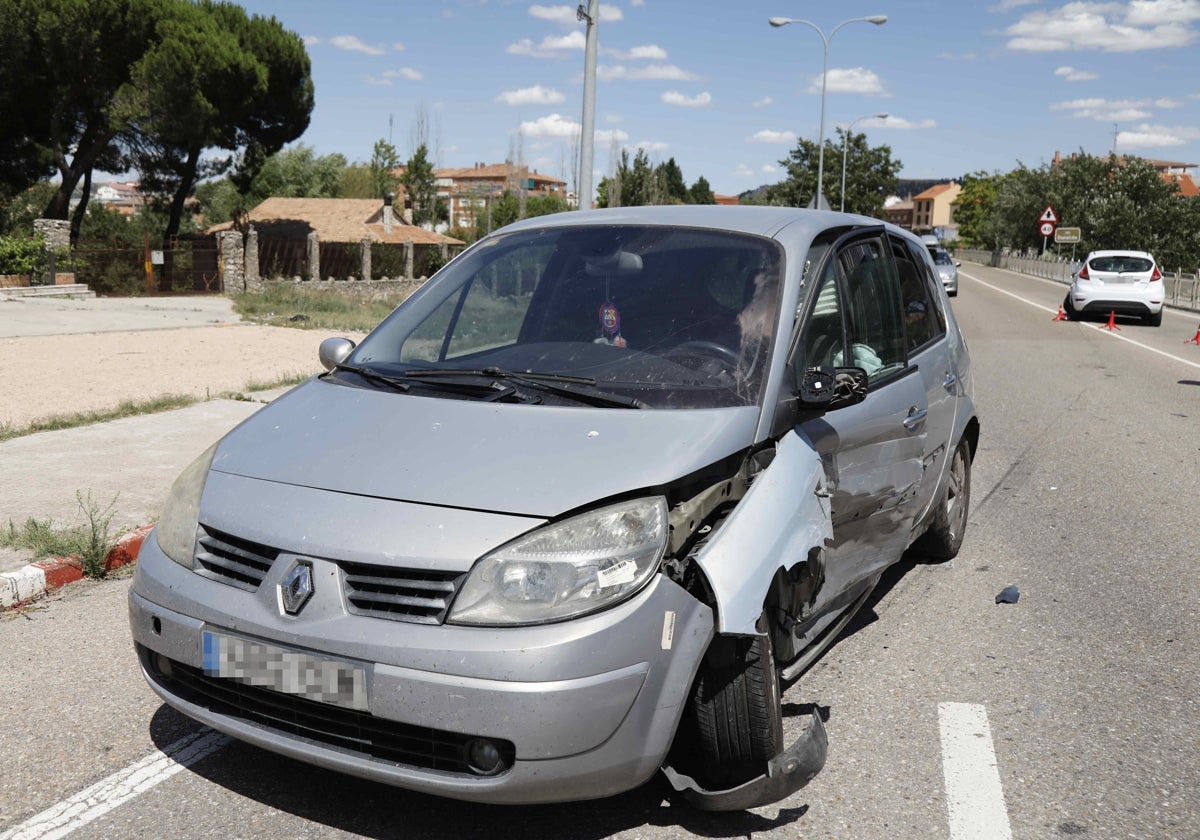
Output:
713 194 739 206
431 162 571 229
912 182 961 237
208 197 461 246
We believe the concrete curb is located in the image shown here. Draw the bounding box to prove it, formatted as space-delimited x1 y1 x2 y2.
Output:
0 525 154 610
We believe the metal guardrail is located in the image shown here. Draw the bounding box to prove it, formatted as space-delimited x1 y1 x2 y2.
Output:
957 249 1200 313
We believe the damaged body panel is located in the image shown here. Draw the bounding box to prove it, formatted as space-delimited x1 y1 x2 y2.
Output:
129 205 978 812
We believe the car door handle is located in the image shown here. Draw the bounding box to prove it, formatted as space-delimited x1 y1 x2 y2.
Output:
903 408 928 430
942 372 958 392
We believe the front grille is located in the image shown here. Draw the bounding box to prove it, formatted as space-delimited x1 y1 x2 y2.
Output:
138 644 514 776
341 562 464 625
194 526 278 590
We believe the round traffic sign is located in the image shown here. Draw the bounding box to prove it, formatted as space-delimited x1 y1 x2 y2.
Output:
1040 221 1055 237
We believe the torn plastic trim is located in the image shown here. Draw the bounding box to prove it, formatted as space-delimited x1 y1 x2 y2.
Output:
662 711 828 811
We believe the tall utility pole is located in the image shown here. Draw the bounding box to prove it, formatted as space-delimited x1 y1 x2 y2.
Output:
577 1 599 210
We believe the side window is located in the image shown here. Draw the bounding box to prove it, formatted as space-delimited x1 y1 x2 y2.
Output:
904 239 948 336
400 245 552 362
891 235 944 354
838 238 906 384
798 259 846 369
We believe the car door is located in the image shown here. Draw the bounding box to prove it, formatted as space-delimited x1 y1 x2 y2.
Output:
793 229 929 600
893 234 957 531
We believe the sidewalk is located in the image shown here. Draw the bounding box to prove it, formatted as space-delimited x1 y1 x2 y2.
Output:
0 295 343 608
0 389 294 606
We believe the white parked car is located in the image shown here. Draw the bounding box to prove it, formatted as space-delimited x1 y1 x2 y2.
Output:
1066 250 1164 326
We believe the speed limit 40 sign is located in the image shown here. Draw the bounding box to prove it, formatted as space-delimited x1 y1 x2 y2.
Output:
1040 221 1056 237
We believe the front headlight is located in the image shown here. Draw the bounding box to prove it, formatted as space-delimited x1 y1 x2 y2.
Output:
448 497 669 626
154 443 218 566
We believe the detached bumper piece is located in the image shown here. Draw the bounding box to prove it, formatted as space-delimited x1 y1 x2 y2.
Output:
661 710 828 811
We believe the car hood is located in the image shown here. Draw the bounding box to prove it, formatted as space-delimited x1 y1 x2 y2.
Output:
211 378 760 518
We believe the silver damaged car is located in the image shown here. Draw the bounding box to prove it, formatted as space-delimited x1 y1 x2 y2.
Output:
130 206 979 811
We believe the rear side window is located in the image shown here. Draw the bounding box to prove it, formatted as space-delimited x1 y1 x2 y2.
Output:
1089 255 1153 273
894 237 946 354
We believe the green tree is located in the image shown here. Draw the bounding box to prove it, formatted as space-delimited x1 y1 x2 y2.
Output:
368 138 399 199
951 171 1004 249
398 143 438 227
689 175 716 205
194 144 347 226
767 133 899 215
657 157 689 204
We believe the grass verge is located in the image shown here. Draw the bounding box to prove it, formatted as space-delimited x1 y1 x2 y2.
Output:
0 373 311 442
232 284 407 333
1 491 121 578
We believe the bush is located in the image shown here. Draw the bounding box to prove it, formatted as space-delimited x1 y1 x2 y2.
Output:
0 234 44 275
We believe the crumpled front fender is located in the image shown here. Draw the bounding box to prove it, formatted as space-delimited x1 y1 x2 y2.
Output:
662 711 828 811
693 430 832 636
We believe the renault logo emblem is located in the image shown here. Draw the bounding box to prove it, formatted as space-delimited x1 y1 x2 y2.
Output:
279 560 314 615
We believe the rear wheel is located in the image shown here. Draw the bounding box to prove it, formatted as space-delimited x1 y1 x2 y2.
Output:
690 619 784 788
1064 295 1081 321
916 437 972 560
1146 309 1163 327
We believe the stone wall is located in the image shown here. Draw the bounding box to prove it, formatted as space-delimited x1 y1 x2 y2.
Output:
33 219 70 251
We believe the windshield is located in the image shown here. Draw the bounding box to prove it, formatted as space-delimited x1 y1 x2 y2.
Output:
345 224 784 409
934 251 954 265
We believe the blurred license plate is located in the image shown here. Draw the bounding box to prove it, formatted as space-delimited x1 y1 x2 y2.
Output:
202 631 368 711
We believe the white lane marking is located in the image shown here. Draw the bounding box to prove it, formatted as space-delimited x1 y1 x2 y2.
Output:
0 730 230 840
938 702 1014 840
961 270 1200 371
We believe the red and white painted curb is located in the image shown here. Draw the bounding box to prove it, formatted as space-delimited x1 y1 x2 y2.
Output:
0 524 154 610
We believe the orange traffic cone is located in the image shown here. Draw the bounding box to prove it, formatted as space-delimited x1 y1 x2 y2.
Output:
1100 310 1120 331
1185 323 1200 345
1053 304 1068 321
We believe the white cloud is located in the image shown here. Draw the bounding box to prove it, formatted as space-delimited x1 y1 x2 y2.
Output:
605 113 623 123
661 90 712 107
507 31 585 57
749 129 797 144
365 76 391 87
630 0 644 6
303 35 320 46
1155 96 1183 107
733 164 754 177
597 63 699 81
761 164 778 174
1119 127 1186 146
635 140 670 153
604 44 668 60
1055 65 1100 80
529 3 624 23
518 113 629 145
879 116 937 130
497 85 566 105
330 35 386 55
393 42 406 52
385 68 422 81
989 0 1040 11
940 51 978 59
1050 96 1171 120
520 113 581 139
808 68 888 96
596 128 631 144
753 97 773 108
1004 2 1199 52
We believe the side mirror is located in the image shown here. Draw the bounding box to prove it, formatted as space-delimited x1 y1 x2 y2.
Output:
318 337 356 371
797 366 867 410
955 261 962 267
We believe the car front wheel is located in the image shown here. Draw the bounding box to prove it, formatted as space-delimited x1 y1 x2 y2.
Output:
689 619 785 789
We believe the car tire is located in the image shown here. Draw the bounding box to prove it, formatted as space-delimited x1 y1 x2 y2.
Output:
1064 295 1081 321
690 619 785 788
1147 309 1163 327
916 437 972 560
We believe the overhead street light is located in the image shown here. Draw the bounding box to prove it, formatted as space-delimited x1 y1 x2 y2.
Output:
768 14 887 211
840 112 888 213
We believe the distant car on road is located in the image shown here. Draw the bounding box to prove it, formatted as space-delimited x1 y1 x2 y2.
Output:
1066 250 1164 326
129 206 979 812
933 249 960 296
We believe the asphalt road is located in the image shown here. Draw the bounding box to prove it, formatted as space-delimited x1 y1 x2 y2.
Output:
2 264 1198 839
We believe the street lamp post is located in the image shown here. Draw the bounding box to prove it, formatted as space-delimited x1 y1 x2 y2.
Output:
577 0 599 210
840 112 888 212
769 14 887 212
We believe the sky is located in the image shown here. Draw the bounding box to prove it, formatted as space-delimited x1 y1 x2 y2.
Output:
235 0 1200 200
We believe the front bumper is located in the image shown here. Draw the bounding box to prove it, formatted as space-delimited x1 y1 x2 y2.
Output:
130 533 714 804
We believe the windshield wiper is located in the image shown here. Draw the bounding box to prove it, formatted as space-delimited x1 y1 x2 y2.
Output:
329 363 410 392
404 367 643 409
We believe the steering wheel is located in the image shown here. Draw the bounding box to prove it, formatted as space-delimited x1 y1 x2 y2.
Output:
664 340 740 368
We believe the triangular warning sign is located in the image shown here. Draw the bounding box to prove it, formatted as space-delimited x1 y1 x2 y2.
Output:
1040 205 1058 223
